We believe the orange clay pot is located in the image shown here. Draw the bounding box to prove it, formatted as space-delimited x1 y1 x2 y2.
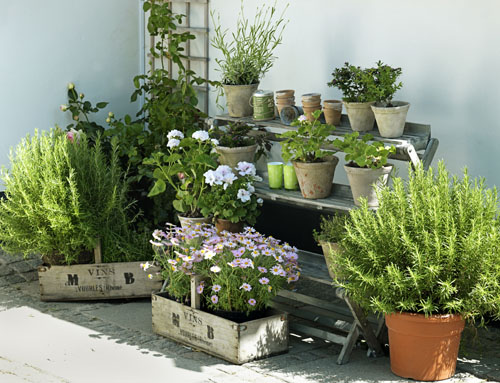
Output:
215 218 245 234
385 312 465 381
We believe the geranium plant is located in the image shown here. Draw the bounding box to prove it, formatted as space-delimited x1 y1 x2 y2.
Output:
149 224 300 314
333 132 395 169
280 110 336 163
200 162 263 225
144 130 219 217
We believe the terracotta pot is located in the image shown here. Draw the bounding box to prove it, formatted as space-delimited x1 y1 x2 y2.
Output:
293 156 339 199
319 241 342 279
276 89 295 98
385 312 465 381
371 101 410 138
215 218 245 233
301 93 321 103
178 215 212 229
223 83 259 117
344 164 393 207
303 105 322 122
323 100 342 126
343 101 376 132
216 144 258 169
276 96 295 115
302 99 321 108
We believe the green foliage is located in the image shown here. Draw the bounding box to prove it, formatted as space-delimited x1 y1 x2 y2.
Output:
280 110 336 163
372 61 403 106
211 1 288 86
0 130 150 264
313 214 349 244
335 162 500 322
327 62 378 103
333 132 395 169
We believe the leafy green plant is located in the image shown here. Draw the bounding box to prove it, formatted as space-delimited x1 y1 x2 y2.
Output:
333 132 395 169
334 162 500 322
280 110 336 163
313 214 349 244
372 61 403 106
144 130 219 218
327 62 378 103
211 1 288 86
200 162 263 225
0 130 149 265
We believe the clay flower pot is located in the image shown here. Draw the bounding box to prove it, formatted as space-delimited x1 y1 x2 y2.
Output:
276 89 295 98
385 312 465 381
215 218 245 233
319 241 342 280
178 215 212 229
216 144 258 170
293 156 339 199
371 101 410 138
343 101 375 132
344 164 393 207
223 83 259 117
323 100 342 126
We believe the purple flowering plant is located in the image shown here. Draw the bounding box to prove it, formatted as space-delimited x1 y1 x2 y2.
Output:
199 161 263 225
150 223 300 314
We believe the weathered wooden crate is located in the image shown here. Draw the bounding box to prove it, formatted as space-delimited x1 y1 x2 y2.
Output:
152 289 289 364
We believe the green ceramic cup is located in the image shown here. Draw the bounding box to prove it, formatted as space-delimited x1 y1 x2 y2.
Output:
284 163 299 190
267 162 284 189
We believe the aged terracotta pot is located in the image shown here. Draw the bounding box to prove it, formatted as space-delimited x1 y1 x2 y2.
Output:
343 101 375 132
178 215 212 229
344 164 393 207
293 156 339 199
215 218 245 233
323 99 342 126
371 101 410 138
216 144 258 169
302 105 322 122
385 312 465 381
223 83 259 117
319 241 342 280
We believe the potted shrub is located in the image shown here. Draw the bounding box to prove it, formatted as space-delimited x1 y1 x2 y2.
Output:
211 122 271 169
144 129 219 227
312 214 348 280
332 162 500 381
370 61 409 138
280 110 339 199
147 224 301 363
200 162 263 233
211 2 287 117
333 132 395 207
327 62 378 132
0 130 159 300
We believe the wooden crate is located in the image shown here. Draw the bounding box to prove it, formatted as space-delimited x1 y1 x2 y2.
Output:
152 291 289 364
38 261 162 301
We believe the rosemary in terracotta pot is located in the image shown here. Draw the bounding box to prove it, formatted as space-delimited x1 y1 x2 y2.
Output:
280 110 338 199
332 162 500 381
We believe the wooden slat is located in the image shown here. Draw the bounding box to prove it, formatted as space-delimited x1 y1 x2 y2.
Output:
422 138 440 170
290 322 348 347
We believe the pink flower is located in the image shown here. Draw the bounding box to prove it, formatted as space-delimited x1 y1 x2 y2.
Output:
258 266 267 273
239 283 252 292
66 131 74 142
196 284 204 294
259 277 269 285
298 115 307 122
211 295 218 304
248 298 256 306
212 284 221 292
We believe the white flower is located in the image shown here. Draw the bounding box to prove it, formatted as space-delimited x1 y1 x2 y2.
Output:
254 175 263 182
237 188 251 203
192 130 209 141
204 250 216 260
67 82 75 90
210 265 221 273
211 138 219 146
204 170 217 186
257 198 264 204
247 184 255 194
167 129 184 140
216 165 236 188
167 138 180 149
237 161 256 176
298 115 307 122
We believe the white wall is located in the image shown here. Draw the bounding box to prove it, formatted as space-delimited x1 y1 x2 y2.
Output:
0 0 141 180
208 0 500 187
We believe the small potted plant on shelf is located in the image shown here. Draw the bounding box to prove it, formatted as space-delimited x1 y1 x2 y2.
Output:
333 132 395 207
327 62 378 132
313 214 348 280
144 129 219 227
211 2 288 117
280 110 338 199
147 224 301 364
200 162 263 233
370 61 409 138
210 122 271 169
332 162 500 381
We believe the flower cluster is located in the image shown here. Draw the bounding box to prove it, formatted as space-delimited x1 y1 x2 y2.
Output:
200 162 263 225
150 224 300 314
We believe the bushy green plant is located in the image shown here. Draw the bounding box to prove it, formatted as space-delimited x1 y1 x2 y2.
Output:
327 62 378 103
333 132 395 169
280 111 336 163
211 1 288 86
372 61 403 106
335 162 500 322
313 213 349 244
0 130 149 265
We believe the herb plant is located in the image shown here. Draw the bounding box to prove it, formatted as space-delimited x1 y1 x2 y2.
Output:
280 111 337 163
335 162 500 322
313 214 349 244
372 61 403 106
149 224 300 314
211 1 288 85
327 62 378 103
333 132 395 169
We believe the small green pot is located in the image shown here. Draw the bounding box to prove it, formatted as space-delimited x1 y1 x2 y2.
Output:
267 162 283 189
284 163 299 190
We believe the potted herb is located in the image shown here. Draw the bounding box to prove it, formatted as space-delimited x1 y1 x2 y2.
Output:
148 224 300 363
280 110 338 199
332 162 500 380
144 130 219 226
211 122 271 169
211 2 287 117
333 132 395 207
370 61 409 138
200 162 263 233
312 214 348 280
327 62 378 132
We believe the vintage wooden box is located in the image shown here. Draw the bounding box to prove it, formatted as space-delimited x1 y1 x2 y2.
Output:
151 277 289 364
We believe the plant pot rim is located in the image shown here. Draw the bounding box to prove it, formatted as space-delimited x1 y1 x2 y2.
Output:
342 100 376 106
222 83 259 88
385 311 464 323
372 101 410 110
344 163 393 172
216 144 258 152
324 99 342 104
293 156 339 166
